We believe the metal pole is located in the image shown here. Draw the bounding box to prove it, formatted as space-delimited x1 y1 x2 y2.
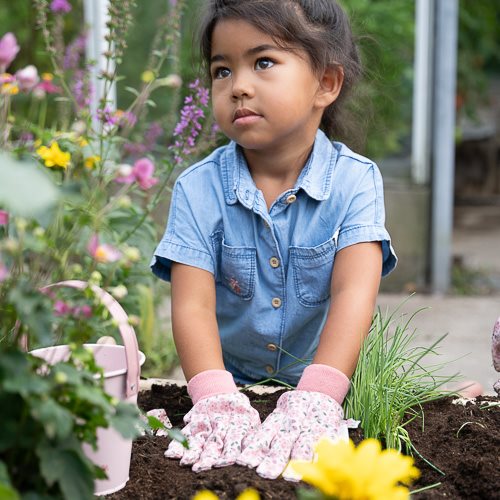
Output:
431 0 459 293
83 0 116 124
411 0 434 185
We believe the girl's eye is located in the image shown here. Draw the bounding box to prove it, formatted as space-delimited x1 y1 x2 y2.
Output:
255 58 274 70
213 67 231 79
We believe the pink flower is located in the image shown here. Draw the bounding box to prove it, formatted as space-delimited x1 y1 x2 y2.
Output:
54 300 72 316
87 234 122 263
0 210 8 226
50 0 72 13
73 305 92 318
35 79 62 95
15 65 39 91
0 33 20 72
115 157 159 190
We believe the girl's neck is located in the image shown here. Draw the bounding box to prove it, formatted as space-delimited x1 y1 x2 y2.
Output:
243 140 314 209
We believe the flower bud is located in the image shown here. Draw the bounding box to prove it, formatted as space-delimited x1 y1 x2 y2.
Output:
128 314 140 327
89 271 102 284
124 246 141 262
110 284 128 300
116 195 132 209
54 371 68 384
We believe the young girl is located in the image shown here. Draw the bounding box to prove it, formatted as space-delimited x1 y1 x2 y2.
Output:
152 0 397 480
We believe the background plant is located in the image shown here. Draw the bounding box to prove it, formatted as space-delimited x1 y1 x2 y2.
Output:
0 343 144 500
1 0 217 377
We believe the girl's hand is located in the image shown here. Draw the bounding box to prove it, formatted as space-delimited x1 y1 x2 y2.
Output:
237 364 355 480
165 370 261 472
236 390 350 479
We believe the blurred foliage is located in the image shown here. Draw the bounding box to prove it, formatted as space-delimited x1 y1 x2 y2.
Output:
2 0 499 161
340 0 415 159
457 0 500 121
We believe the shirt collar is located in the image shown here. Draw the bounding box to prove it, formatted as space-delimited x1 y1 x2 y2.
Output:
221 129 337 206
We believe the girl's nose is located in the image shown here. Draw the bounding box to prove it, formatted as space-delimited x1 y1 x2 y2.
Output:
231 72 254 100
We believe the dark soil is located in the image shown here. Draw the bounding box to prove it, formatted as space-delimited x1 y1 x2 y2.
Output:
109 383 500 500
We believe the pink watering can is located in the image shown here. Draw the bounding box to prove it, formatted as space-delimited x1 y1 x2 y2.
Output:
29 280 145 496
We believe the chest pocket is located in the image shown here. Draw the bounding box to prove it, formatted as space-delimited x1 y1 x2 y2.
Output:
290 232 338 307
215 238 257 300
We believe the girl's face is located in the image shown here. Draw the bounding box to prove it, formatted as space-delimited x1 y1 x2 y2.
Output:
210 19 336 156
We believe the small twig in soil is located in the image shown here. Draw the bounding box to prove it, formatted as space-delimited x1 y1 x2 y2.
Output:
456 421 486 437
410 482 442 495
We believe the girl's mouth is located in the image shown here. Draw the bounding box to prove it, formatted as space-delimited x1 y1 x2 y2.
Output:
233 108 262 125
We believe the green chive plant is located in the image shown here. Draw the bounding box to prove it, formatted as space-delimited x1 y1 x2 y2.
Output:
344 305 458 454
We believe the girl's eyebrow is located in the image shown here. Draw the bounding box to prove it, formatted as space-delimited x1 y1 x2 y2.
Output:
210 44 280 64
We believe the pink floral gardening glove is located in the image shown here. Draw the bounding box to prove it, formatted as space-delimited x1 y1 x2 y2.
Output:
165 369 261 472
237 364 356 480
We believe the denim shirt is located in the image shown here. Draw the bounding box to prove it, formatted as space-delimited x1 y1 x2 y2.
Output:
151 130 397 385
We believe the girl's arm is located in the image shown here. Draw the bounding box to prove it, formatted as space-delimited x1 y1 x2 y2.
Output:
312 241 383 377
170 261 225 381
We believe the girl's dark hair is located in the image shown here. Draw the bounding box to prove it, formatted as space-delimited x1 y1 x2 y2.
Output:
198 0 363 142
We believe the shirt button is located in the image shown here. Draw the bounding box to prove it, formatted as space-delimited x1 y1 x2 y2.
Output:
285 194 297 204
266 343 277 352
265 364 274 374
269 257 280 268
271 297 282 308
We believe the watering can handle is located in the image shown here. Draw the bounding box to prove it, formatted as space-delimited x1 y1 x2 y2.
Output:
37 280 141 399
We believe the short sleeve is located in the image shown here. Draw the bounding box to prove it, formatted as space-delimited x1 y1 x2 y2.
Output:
337 164 397 276
150 180 215 282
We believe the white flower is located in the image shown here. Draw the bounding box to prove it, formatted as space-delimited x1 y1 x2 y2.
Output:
15 65 39 91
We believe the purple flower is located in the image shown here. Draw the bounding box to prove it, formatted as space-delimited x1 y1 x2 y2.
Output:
72 69 92 109
115 157 159 190
64 33 86 70
50 0 72 13
97 106 118 126
115 110 137 128
170 79 210 164
0 33 20 72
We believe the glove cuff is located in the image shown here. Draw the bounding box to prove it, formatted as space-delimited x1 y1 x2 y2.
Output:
297 364 350 404
187 369 238 405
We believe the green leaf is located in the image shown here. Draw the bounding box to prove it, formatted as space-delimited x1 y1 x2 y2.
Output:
0 351 50 397
0 483 19 500
30 399 73 440
0 153 59 217
109 401 143 439
166 428 189 448
37 439 94 500
0 461 20 500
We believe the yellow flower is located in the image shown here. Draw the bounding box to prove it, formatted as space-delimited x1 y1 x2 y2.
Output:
141 70 155 83
41 72 53 81
36 142 71 169
78 137 89 147
192 492 218 500
289 438 420 500
236 489 260 500
84 155 100 169
1 82 19 95
192 489 260 500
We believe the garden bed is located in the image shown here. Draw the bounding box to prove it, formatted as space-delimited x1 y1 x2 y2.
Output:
109 382 500 499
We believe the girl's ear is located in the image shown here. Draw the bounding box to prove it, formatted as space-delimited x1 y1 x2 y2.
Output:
315 65 344 109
